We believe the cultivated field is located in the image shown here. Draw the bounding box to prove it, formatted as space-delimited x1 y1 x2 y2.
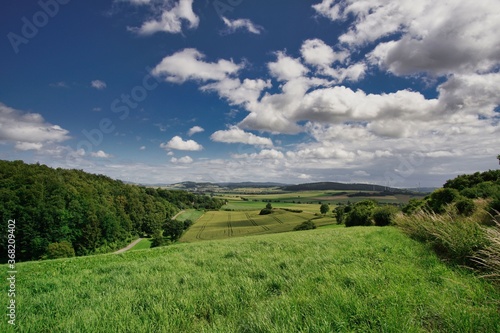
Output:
4 227 499 332
180 209 336 242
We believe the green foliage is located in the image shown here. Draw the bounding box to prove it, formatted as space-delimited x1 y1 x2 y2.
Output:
293 220 316 231
183 219 194 229
259 208 273 215
46 241 75 259
372 206 399 226
428 188 460 213
345 200 377 227
0 160 220 261
162 219 185 241
443 170 500 191
265 202 272 209
455 198 476 216
402 198 427 215
320 203 330 215
334 204 350 224
460 181 500 199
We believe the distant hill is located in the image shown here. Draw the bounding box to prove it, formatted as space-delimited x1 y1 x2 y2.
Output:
281 182 407 193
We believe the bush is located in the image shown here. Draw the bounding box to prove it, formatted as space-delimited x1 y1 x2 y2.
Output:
455 198 475 216
46 241 75 259
428 188 460 213
345 200 377 227
402 198 426 215
372 206 399 226
259 208 272 215
293 220 316 231
183 219 194 229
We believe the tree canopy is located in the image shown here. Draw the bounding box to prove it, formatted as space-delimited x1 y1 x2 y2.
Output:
0 160 223 261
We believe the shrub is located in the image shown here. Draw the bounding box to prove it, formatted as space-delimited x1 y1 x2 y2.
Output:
293 220 316 231
46 241 75 259
345 200 377 227
259 208 272 215
402 198 426 215
372 206 399 226
455 198 475 216
428 188 460 213
320 203 330 215
183 219 194 229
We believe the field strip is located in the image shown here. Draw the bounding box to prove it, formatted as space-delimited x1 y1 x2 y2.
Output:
272 216 284 224
196 213 213 240
245 212 270 231
227 212 234 237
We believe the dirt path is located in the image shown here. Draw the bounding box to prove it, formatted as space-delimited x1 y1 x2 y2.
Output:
114 238 143 254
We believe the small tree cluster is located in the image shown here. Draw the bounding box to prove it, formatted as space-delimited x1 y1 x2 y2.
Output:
259 203 273 215
293 220 316 231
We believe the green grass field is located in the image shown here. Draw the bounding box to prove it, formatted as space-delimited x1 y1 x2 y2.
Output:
3 227 499 332
180 209 336 242
175 209 205 222
129 238 152 251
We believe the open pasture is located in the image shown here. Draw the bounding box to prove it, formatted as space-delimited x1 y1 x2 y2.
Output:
180 209 336 242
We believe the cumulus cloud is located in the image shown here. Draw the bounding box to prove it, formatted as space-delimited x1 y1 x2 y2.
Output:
91 150 112 158
127 0 199 35
187 125 204 136
201 78 271 106
313 0 500 76
0 103 70 150
91 80 107 90
268 52 309 81
221 17 263 34
171 156 193 164
301 38 347 67
160 135 203 151
232 149 284 160
152 48 241 83
210 126 273 147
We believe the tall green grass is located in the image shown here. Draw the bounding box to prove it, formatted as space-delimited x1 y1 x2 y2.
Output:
2 227 499 332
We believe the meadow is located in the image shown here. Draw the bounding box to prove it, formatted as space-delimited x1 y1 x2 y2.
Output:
180 209 336 242
3 227 499 332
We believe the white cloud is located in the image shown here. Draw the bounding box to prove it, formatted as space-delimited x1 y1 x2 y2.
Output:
268 52 309 81
187 126 204 136
210 126 273 147
0 103 70 150
91 80 107 90
140 146 146 150
171 156 193 164
201 78 271 106
232 149 284 160
160 135 203 151
152 48 241 83
128 0 199 35
222 16 263 34
301 38 347 67
91 150 112 158
313 0 500 76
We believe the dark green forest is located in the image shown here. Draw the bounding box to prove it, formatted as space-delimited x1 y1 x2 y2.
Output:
0 160 223 261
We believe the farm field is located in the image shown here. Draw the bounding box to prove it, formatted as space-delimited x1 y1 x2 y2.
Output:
180 209 336 242
174 209 205 222
4 227 499 332
218 190 423 208
129 238 152 251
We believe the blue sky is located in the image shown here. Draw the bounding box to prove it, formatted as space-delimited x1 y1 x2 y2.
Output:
1 0 499 186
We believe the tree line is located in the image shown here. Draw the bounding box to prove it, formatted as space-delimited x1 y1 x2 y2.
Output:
0 160 223 261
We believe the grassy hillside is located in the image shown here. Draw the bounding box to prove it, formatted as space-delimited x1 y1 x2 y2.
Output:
3 227 499 332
